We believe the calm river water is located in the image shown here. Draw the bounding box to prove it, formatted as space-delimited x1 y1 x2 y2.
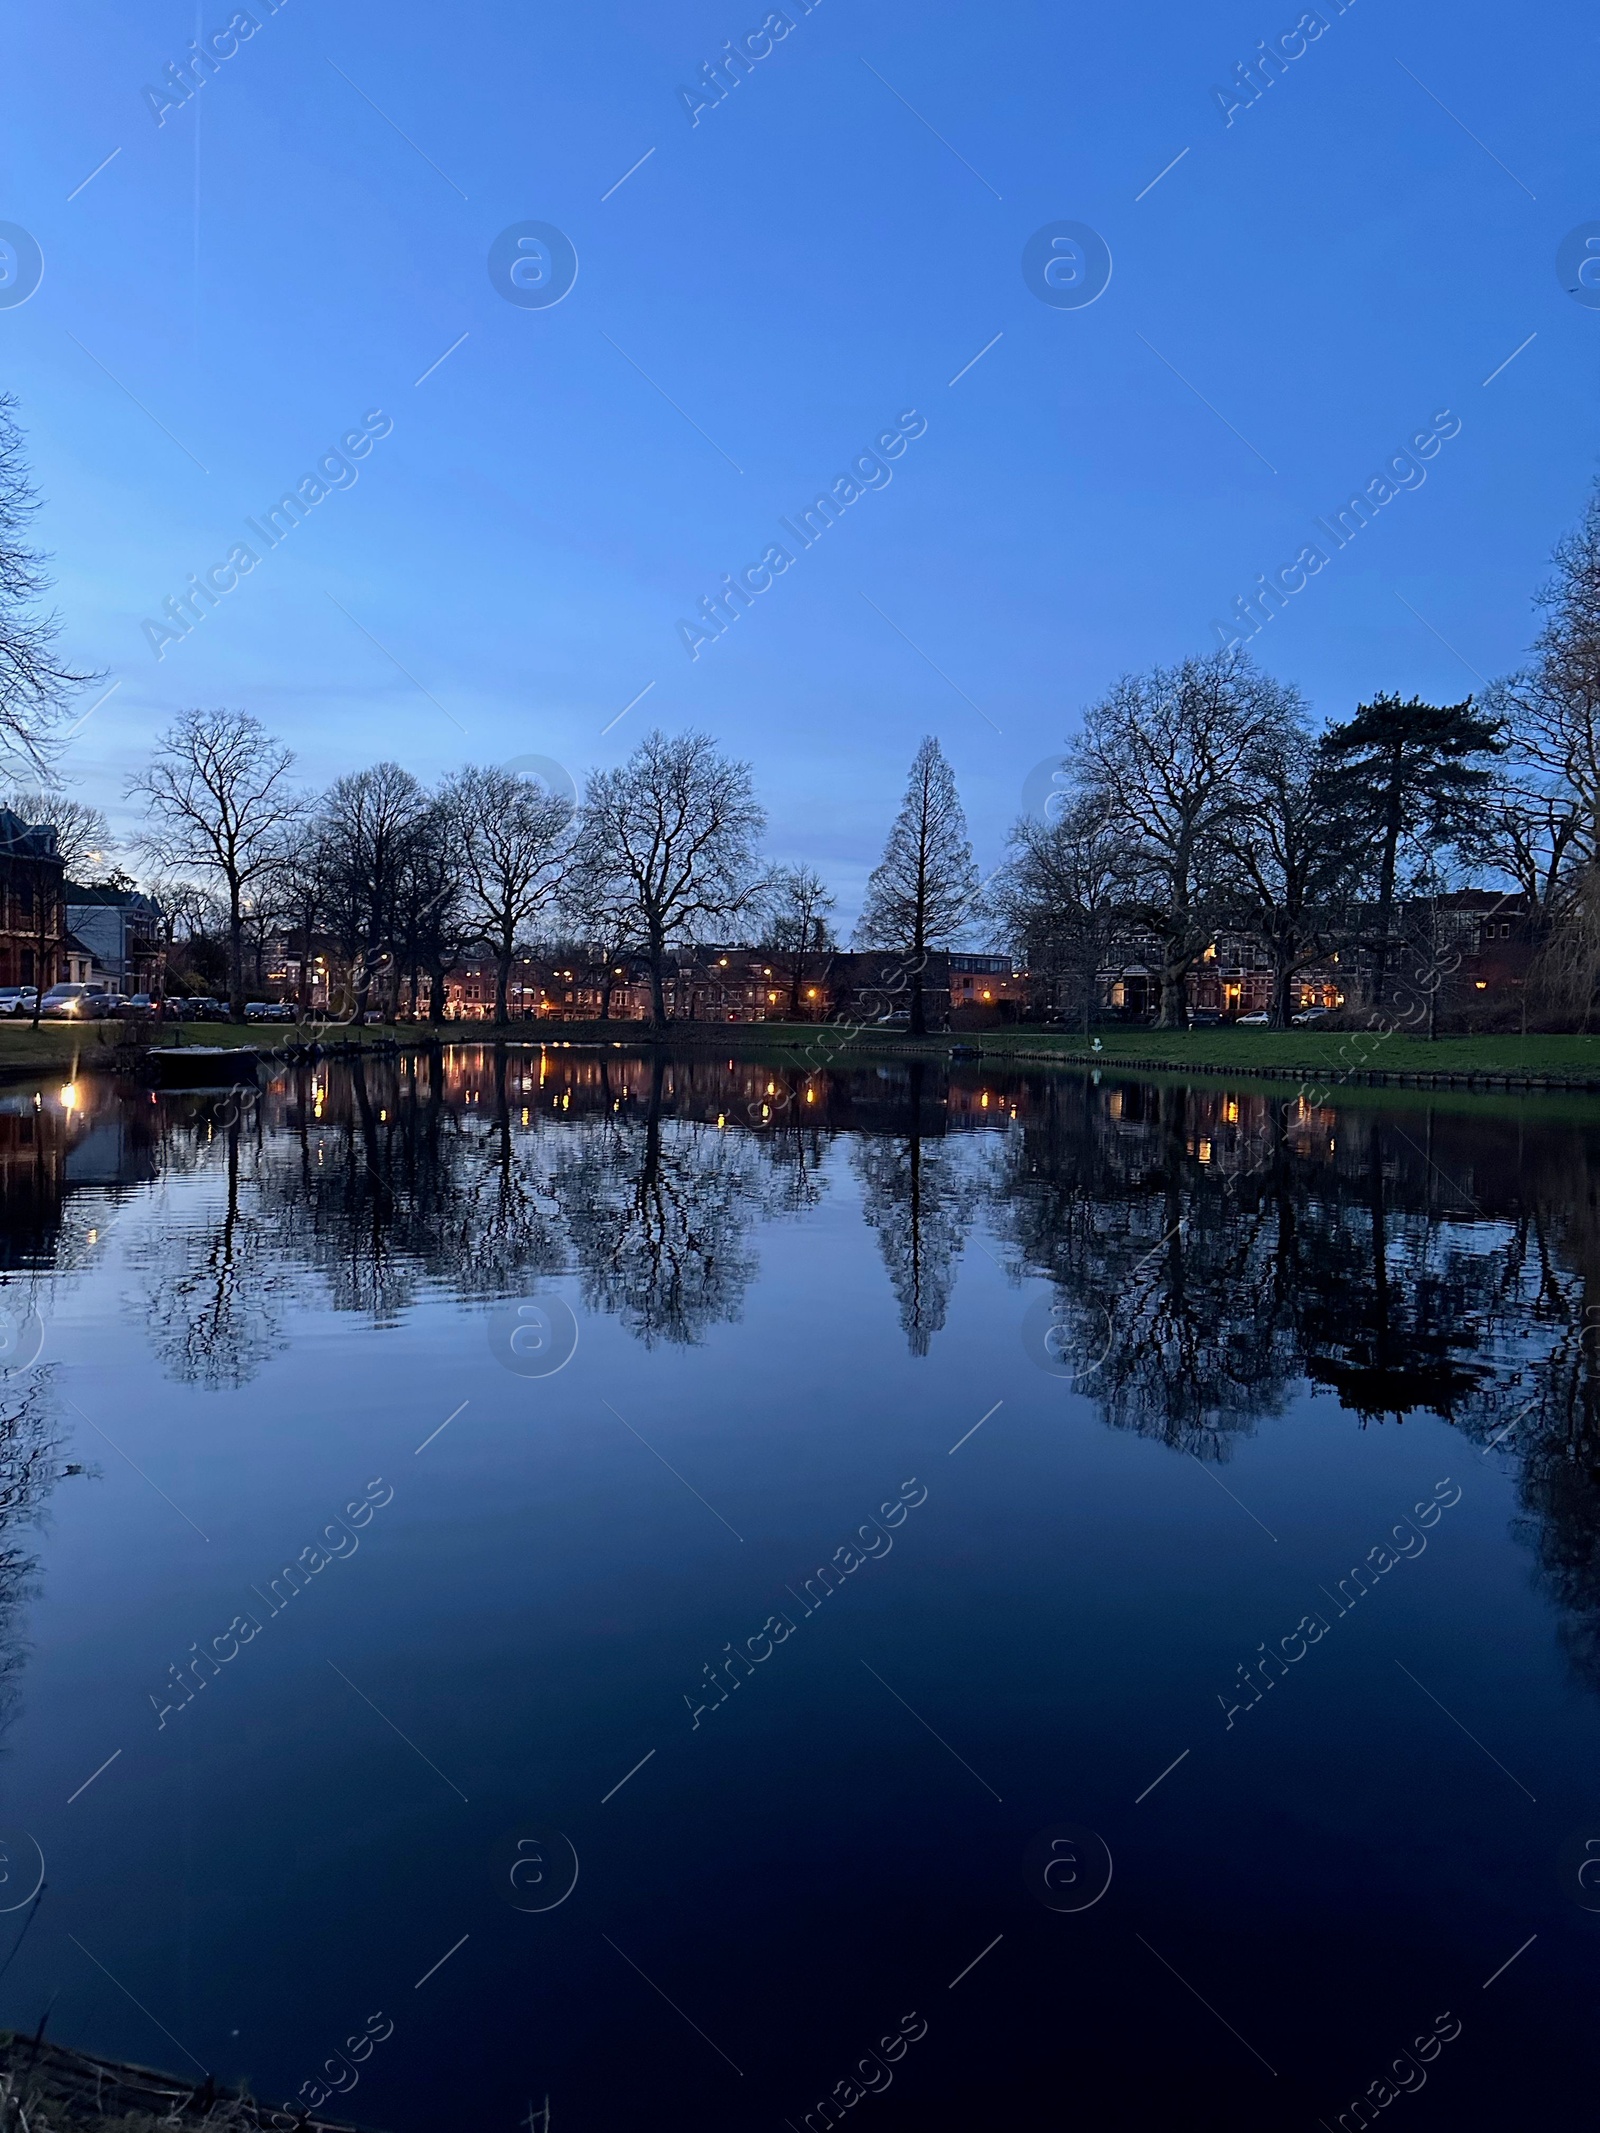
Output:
0 1046 1596 2129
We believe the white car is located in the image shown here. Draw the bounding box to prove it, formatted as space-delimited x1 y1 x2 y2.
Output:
0 988 38 1017
39 984 99 1019
1236 1012 1271 1026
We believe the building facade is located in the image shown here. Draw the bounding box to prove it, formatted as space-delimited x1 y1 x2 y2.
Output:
0 811 67 990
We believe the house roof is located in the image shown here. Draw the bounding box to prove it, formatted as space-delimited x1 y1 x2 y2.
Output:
0 811 61 862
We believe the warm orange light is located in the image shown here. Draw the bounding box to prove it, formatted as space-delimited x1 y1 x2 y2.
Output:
1475 981 1487 990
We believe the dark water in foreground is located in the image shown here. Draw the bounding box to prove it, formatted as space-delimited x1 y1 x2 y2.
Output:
0 1046 1596 2128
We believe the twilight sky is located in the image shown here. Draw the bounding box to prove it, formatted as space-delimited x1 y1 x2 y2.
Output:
3 0 1596 922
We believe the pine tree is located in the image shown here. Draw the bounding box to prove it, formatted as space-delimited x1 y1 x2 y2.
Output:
1318 693 1505 993
856 737 980 1035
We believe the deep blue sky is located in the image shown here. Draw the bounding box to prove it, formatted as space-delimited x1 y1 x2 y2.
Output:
4 0 1597 919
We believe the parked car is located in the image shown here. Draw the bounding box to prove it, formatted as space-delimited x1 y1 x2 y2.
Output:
39 984 97 1019
1236 1011 1271 1026
182 997 230 1021
245 1001 298 1022
1293 1007 1329 1025
0 988 38 1017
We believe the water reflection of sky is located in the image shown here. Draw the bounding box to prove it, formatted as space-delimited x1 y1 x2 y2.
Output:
0 1051 1596 2128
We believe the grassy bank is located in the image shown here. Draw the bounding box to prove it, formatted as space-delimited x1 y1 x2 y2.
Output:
459 1017 1600 1085
7 1016 1600 1090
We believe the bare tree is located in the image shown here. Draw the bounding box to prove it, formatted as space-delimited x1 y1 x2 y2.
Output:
855 736 979 1035
571 730 766 1030
391 799 465 1023
0 395 98 776
129 711 303 1019
1224 713 1361 1026
315 762 428 1021
0 789 111 875
1069 652 1287 1028
762 864 836 1018
446 764 573 1025
989 796 1121 1034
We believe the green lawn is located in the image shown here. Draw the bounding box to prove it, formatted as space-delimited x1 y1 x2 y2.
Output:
5 1013 1599 1087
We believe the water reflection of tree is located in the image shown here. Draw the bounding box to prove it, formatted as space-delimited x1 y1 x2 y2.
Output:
552 1056 767 1346
988 1079 1504 1452
127 1117 289 1389
0 1373 64 1743
851 1064 978 1358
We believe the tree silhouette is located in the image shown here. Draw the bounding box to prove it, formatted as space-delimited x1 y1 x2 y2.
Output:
856 739 979 1036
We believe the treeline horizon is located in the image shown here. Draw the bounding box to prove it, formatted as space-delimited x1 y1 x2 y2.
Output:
2 390 1600 1031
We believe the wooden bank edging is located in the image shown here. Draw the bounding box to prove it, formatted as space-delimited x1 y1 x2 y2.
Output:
973 1047 1600 1092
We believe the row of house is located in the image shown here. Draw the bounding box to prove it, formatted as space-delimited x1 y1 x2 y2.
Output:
260 945 1033 1025
253 899 1536 1028
1097 893 1533 1021
0 810 163 994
